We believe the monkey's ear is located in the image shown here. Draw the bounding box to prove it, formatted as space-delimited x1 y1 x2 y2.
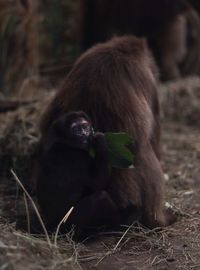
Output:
43 117 68 152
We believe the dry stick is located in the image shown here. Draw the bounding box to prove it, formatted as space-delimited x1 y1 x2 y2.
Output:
23 193 31 234
54 206 74 247
95 226 132 267
11 169 52 248
113 223 134 251
95 223 135 267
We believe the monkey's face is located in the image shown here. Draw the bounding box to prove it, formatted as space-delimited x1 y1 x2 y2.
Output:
53 111 94 150
70 118 93 149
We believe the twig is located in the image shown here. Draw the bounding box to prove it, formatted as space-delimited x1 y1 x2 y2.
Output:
95 223 134 267
113 223 134 251
11 169 52 248
54 206 74 247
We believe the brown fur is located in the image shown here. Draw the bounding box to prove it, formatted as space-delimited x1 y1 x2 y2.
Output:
180 4 200 75
39 36 173 229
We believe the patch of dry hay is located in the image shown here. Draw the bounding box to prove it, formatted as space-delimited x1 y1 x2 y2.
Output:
160 76 200 127
0 91 55 178
0 216 82 270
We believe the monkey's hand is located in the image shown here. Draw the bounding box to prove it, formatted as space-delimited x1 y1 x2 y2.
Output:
91 132 108 155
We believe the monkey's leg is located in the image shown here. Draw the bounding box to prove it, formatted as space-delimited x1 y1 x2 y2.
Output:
138 144 175 228
68 191 120 230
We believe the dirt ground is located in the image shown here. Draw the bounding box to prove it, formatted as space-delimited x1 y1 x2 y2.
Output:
0 88 200 269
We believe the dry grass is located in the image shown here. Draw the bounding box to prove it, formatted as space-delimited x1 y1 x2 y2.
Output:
0 217 83 270
1 209 200 269
160 76 200 127
1 170 200 270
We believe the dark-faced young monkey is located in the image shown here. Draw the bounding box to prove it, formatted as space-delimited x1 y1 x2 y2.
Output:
36 111 120 236
37 36 175 236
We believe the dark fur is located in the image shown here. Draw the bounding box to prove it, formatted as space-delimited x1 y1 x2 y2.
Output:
79 0 200 80
39 36 173 230
37 111 119 233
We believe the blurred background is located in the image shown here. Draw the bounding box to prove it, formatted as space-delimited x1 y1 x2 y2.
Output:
0 0 80 96
1 0 200 97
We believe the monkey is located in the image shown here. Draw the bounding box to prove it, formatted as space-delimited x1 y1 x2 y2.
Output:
79 0 200 80
36 111 120 234
38 35 175 232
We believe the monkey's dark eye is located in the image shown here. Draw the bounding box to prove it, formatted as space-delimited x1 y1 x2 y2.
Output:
71 125 82 135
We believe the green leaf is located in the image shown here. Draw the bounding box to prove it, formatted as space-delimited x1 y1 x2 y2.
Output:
105 132 134 169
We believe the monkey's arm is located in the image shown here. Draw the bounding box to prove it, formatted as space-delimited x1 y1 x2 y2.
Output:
66 190 120 239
